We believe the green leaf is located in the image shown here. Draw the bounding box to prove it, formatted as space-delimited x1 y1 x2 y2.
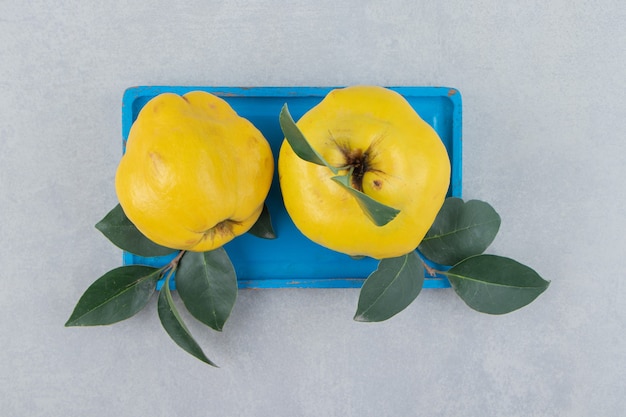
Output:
247 203 276 239
279 104 338 174
418 198 501 265
354 252 424 322
95 204 175 257
65 265 161 326
176 249 238 332
157 273 218 367
444 254 550 315
332 173 400 227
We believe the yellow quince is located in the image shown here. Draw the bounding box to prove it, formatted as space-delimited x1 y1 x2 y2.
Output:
278 85 450 259
115 91 274 252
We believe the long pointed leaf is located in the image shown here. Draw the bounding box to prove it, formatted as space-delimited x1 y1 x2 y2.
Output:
444 254 550 315
176 249 238 332
279 104 338 174
95 204 175 257
354 252 424 322
332 174 400 227
157 273 218 367
65 265 160 326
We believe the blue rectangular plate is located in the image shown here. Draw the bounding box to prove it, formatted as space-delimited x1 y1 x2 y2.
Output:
121 86 462 289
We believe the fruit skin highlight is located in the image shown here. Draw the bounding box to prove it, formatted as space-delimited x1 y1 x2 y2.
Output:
115 91 274 252
278 85 451 259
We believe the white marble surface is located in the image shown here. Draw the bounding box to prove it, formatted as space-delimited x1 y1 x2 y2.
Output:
2 1 625 416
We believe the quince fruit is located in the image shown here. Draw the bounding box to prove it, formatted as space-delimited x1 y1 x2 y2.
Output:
115 91 274 252
278 86 450 259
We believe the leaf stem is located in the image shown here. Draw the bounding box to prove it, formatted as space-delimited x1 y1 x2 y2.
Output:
162 262 177 283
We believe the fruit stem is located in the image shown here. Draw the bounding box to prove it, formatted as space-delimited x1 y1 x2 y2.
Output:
171 250 186 267
422 260 438 277
162 250 186 275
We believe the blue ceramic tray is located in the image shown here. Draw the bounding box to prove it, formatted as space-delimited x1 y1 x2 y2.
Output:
121 86 462 289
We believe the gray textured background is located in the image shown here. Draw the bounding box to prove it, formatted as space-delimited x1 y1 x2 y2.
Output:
2 1 625 416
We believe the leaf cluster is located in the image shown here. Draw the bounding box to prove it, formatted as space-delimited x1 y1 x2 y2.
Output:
354 197 550 322
66 204 276 366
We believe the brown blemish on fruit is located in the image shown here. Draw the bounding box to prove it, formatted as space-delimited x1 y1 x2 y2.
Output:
248 135 260 149
149 152 165 177
372 179 383 190
185 238 199 246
